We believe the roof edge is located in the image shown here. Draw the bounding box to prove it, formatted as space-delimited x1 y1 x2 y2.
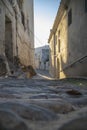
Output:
48 0 70 43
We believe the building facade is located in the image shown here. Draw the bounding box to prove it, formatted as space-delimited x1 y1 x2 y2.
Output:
0 0 34 73
35 45 49 70
48 0 87 79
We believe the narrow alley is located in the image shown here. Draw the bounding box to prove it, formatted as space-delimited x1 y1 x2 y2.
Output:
0 0 87 130
0 70 87 130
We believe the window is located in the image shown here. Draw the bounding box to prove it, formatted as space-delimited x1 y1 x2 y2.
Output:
21 12 25 28
68 9 72 26
58 30 60 39
9 0 12 4
54 35 57 55
55 35 57 45
58 30 60 52
0 8 1 14
58 40 60 52
85 0 87 12
27 18 30 35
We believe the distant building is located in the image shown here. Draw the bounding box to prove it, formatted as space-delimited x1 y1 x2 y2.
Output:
0 0 34 73
48 0 87 79
35 45 49 70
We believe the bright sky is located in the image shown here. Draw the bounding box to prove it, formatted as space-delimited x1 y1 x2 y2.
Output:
34 0 61 48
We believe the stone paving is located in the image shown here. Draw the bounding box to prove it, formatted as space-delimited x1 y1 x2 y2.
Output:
0 70 87 130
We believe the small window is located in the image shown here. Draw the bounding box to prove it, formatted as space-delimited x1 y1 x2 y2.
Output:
21 12 25 28
55 35 57 45
9 0 12 4
85 0 87 12
0 8 1 14
27 18 30 35
58 30 60 39
58 40 60 52
58 30 60 52
68 9 72 26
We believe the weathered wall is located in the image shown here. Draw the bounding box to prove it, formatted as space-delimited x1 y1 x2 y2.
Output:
0 0 34 72
16 17 31 66
68 0 87 62
49 0 87 79
0 0 5 55
15 0 34 66
61 0 87 78
49 35 55 77
23 0 35 67
55 11 68 78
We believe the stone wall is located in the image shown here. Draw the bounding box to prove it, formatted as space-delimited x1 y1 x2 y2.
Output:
0 0 6 55
49 0 87 79
60 0 87 78
22 0 35 67
0 0 34 73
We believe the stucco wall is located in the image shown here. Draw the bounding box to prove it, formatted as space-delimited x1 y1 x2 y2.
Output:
23 0 35 67
61 0 87 78
49 10 68 78
0 0 17 56
16 17 31 65
0 1 5 55
56 11 68 78
49 36 55 77
68 0 87 63
49 0 87 78
0 0 34 70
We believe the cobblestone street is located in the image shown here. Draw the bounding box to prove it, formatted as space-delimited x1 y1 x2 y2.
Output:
0 70 87 130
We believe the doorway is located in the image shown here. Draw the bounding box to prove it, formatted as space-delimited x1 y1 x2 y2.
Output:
56 58 60 78
5 16 13 62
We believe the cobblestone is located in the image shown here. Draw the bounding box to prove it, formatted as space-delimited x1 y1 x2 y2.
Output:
0 70 87 129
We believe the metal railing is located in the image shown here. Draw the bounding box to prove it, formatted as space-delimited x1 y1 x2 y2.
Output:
62 54 87 71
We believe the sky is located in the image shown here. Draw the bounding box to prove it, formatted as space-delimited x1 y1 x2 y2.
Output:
34 0 61 48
